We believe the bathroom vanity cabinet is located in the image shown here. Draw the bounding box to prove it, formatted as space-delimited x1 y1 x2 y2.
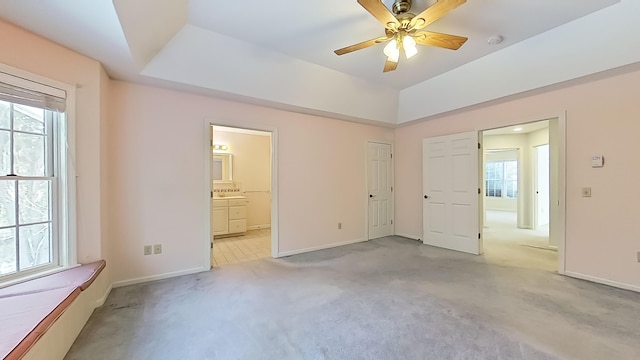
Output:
212 197 247 237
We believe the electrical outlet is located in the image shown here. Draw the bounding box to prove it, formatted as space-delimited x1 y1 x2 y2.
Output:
153 244 162 254
144 245 152 256
338 223 342 229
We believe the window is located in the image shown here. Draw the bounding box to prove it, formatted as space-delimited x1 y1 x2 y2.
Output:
0 67 74 283
485 160 518 198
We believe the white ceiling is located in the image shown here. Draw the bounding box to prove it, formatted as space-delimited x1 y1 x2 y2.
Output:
188 0 617 89
1 0 637 125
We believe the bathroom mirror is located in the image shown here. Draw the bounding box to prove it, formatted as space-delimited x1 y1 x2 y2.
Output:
212 153 233 181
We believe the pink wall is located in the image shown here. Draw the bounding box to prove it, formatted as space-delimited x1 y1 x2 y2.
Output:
4 17 638 291
0 20 106 266
108 81 394 283
395 68 640 289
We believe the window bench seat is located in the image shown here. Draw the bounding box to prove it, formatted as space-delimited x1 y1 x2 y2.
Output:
0 261 106 360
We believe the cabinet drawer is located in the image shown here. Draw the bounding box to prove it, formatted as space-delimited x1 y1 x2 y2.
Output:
213 199 229 207
229 206 246 220
229 219 246 234
228 199 247 206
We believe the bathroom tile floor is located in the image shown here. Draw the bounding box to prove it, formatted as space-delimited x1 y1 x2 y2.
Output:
212 229 271 267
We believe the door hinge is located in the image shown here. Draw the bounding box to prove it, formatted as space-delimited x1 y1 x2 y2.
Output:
391 186 393 192
391 219 393 225
478 143 481 149
478 188 481 194
390 153 393 159
210 191 213 198
478 233 481 239
210 242 213 249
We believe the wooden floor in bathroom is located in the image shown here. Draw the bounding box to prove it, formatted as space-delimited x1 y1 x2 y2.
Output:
212 229 271 267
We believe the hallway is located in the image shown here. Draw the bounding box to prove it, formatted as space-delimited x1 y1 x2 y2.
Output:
483 210 557 272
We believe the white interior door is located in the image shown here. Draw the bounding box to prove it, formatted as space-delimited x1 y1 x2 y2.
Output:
535 144 550 229
423 131 481 254
368 142 393 239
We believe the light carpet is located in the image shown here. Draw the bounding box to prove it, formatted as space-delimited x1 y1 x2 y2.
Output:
66 237 640 360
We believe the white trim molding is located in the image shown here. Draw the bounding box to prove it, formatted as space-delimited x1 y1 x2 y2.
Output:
202 119 213 270
394 233 422 241
111 267 209 288
278 238 366 258
565 271 640 293
96 283 113 307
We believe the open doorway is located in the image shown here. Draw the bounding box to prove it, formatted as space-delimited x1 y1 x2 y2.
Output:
481 120 557 271
209 125 274 267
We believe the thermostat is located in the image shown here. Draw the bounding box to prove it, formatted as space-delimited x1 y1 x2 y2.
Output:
591 155 604 168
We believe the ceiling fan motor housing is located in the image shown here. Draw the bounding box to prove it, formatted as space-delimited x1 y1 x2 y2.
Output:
392 0 412 15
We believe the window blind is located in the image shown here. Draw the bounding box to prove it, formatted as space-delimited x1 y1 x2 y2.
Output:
0 71 66 112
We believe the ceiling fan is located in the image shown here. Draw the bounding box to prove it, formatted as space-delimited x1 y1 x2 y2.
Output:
335 0 468 72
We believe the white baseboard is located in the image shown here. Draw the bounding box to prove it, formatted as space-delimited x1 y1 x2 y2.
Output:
564 271 640 293
112 267 209 288
394 232 422 241
247 224 271 231
277 238 366 258
486 208 517 213
96 283 112 307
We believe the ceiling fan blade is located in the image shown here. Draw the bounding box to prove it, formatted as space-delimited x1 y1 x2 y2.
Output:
410 0 467 30
334 36 391 55
383 58 398 72
413 31 468 50
358 0 400 28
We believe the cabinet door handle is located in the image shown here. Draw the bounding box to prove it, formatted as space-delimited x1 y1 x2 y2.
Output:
424 195 429 199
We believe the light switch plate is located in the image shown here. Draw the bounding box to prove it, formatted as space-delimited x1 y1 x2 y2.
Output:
591 155 604 168
581 187 592 197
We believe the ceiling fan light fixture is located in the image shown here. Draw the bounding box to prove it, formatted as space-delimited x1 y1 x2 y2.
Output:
383 40 400 62
403 35 418 59
388 49 400 63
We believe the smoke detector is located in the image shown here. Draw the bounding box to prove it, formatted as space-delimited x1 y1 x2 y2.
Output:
487 35 503 45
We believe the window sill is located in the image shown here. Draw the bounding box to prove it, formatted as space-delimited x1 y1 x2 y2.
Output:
0 264 79 290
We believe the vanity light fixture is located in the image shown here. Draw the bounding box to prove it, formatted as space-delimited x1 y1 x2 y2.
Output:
212 144 229 151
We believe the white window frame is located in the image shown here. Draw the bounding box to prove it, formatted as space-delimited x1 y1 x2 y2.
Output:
485 160 518 199
0 63 76 287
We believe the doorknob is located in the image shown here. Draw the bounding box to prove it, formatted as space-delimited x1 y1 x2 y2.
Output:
369 194 376 198
424 195 429 199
